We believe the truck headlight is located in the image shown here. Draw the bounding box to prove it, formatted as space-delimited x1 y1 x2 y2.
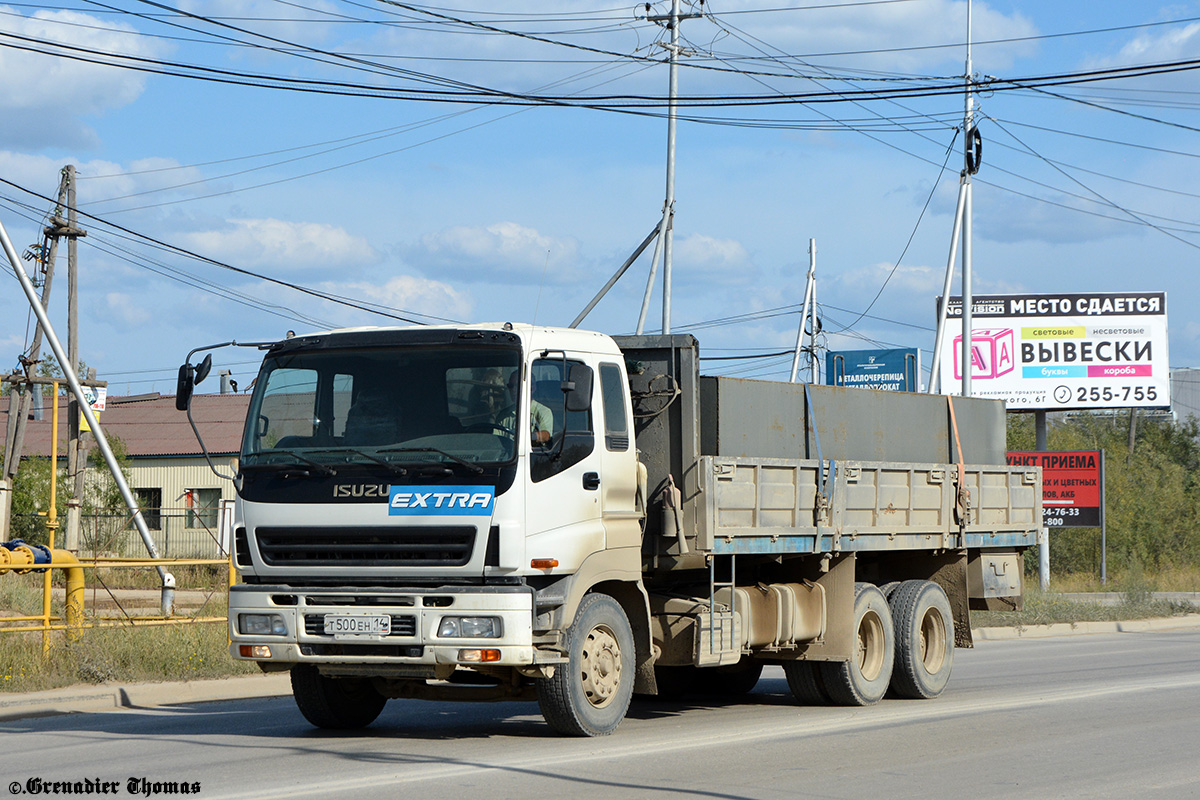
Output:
238 613 287 636
438 616 501 638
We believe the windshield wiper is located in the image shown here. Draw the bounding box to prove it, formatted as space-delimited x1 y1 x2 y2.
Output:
377 446 485 474
242 449 336 476
304 448 408 476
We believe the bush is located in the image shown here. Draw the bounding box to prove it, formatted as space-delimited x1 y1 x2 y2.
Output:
1009 412 1200 578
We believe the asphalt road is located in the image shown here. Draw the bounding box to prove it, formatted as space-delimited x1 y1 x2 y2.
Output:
3 629 1198 800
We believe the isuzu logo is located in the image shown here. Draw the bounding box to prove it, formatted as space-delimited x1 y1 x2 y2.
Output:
333 483 388 498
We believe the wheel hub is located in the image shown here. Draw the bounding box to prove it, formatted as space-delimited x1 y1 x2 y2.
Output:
580 624 622 708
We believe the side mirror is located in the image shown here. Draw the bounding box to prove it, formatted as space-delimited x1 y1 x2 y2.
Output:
176 363 195 411
175 354 213 412
195 353 213 385
563 364 593 413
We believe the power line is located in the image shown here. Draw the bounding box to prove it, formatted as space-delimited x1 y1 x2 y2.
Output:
0 176 454 325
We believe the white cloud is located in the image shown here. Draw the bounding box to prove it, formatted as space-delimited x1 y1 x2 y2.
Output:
1102 20 1200 65
325 275 474 323
177 0 340 49
672 233 758 287
837 262 943 296
413 222 580 282
103 292 151 327
182 218 381 271
0 7 166 148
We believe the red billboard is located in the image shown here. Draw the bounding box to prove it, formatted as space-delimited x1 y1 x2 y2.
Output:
1005 450 1103 528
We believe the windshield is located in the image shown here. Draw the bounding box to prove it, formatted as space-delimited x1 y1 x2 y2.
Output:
242 344 522 467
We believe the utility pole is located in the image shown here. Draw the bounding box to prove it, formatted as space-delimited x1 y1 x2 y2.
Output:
636 0 702 335
789 239 818 383
61 165 90 552
1 171 69 538
960 0 975 398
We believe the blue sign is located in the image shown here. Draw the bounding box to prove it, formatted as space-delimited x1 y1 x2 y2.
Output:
826 348 920 392
388 486 495 515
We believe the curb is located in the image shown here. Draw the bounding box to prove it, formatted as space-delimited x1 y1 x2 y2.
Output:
0 673 291 722
972 613 1200 640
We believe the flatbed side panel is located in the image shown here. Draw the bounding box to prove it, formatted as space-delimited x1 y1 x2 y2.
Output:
696 456 1040 554
699 377 1008 465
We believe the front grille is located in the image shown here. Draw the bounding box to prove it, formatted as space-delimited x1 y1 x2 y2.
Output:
300 644 424 658
304 614 417 637
255 526 476 567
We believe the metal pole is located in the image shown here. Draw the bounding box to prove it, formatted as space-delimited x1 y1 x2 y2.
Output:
960 0 974 398
928 181 967 393
636 208 670 334
1039 526 1049 592
790 239 817 383
809 271 820 383
661 0 681 335
572 222 660 329
0 212 175 613
1037 406 1049 591
65 165 83 553
1100 450 1107 585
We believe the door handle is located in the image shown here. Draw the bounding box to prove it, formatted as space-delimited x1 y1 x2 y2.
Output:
583 472 600 491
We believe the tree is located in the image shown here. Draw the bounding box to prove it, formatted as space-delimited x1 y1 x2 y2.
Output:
4 435 131 547
1008 412 1200 578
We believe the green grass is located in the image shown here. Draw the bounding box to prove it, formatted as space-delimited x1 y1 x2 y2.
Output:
0 570 254 693
973 585 1198 629
0 621 257 693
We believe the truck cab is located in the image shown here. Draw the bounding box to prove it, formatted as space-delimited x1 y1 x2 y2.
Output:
217 324 648 734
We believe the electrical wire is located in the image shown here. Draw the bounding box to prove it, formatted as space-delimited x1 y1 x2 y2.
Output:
0 177 455 325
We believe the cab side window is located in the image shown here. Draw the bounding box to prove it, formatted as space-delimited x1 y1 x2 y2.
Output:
531 359 594 483
599 362 629 452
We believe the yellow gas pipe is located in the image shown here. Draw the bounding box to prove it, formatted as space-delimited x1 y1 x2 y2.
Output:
0 543 84 640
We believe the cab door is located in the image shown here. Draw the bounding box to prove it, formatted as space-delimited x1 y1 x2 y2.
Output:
523 355 604 570
596 361 641 549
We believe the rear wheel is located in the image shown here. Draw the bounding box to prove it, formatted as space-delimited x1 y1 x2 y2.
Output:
819 583 895 706
290 665 387 729
537 593 635 736
888 580 954 699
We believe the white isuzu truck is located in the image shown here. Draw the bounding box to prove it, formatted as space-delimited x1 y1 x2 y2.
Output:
176 323 1039 736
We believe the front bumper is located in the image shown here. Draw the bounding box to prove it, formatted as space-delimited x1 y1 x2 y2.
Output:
228 584 537 668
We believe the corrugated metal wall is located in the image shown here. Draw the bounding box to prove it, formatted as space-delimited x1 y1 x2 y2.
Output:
79 455 237 558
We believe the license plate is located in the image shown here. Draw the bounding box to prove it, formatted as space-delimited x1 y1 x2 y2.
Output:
323 613 391 638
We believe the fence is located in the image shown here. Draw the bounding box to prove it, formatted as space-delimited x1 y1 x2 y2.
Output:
11 505 230 559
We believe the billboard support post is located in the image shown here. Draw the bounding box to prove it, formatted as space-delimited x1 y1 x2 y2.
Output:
1100 450 1107 585
1038 527 1049 592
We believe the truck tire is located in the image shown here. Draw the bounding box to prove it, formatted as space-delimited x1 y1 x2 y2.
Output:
290 664 387 729
537 593 635 736
819 582 895 706
888 580 954 699
783 660 831 705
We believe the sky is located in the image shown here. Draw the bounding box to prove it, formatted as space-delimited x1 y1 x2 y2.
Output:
2 0 1200 399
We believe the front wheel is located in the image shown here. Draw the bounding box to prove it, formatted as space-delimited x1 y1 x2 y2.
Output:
290 664 387 729
537 593 635 736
